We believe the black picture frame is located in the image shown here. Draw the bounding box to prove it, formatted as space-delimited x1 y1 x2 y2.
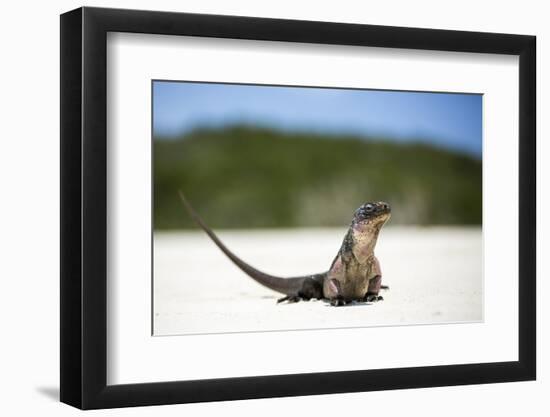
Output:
60 6 536 410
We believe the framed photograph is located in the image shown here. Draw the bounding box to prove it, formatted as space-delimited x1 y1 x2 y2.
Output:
60 6 536 409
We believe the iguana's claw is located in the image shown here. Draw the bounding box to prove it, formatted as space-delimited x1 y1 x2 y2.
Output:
330 298 347 307
277 295 302 303
365 294 383 302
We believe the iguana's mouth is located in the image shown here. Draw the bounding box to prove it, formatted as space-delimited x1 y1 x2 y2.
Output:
376 202 391 214
371 202 391 224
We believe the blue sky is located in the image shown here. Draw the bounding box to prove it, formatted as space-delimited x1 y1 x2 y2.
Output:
153 81 482 157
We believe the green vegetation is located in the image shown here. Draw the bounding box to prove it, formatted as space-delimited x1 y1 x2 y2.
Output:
154 126 481 229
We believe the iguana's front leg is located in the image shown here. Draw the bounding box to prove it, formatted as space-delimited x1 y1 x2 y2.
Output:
362 253 387 302
364 274 385 301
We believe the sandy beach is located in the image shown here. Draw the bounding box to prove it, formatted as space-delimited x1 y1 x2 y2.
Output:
153 226 482 336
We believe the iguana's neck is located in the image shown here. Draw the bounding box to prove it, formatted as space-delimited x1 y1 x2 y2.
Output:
351 221 382 263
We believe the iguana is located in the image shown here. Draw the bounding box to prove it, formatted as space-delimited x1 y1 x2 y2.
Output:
178 191 391 306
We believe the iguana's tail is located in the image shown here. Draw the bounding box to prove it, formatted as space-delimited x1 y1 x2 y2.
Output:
178 191 315 296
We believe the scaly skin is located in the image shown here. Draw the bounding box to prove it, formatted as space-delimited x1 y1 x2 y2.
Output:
178 191 391 306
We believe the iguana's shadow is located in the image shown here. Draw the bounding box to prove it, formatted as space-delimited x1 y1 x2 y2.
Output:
321 300 378 308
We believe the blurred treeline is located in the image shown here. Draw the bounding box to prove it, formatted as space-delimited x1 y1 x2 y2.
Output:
154 126 481 229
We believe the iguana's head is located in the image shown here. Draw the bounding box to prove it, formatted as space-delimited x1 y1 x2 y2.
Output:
353 201 391 227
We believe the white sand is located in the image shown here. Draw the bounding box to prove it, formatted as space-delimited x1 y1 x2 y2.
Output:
153 226 482 335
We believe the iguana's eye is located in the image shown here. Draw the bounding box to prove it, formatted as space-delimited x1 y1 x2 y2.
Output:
365 204 373 212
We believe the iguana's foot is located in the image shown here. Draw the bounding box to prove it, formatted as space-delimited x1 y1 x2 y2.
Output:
277 295 303 303
365 294 384 302
330 297 353 307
